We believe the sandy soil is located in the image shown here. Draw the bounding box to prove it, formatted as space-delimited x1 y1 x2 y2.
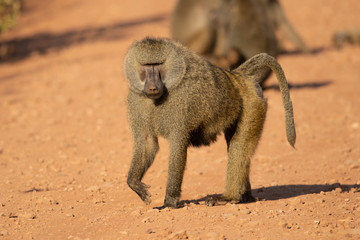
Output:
0 0 359 239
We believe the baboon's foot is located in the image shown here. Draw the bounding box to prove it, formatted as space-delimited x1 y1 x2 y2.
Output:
163 195 179 208
205 192 255 206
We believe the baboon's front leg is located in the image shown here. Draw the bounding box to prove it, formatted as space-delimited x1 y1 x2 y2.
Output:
127 134 159 205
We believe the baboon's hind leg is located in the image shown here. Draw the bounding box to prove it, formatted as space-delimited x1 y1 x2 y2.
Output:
207 96 267 206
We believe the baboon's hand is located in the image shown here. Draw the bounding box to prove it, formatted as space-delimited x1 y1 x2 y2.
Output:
139 183 152 205
128 180 152 205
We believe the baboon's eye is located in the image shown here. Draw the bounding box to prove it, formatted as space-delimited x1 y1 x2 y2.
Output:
159 67 166 81
139 69 146 82
140 63 164 82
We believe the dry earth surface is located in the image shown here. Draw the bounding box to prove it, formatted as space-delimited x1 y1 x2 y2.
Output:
0 0 360 239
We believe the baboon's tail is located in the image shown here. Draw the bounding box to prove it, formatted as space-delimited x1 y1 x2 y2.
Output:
236 53 296 147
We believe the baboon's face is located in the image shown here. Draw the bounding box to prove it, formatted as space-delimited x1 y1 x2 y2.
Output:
140 64 166 99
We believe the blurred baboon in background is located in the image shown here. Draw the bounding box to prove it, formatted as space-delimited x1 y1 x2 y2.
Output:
171 0 308 75
171 0 221 56
216 0 278 70
172 0 278 83
262 0 309 54
171 0 277 71
333 27 360 48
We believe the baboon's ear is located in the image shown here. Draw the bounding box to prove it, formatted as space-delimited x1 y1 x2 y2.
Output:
162 47 186 90
124 54 144 94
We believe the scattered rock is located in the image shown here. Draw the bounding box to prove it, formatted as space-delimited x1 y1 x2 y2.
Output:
130 210 143 216
8 212 18 218
329 181 341 187
167 230 188 239
243 209 251 214
230 204 240 211
147 208 160 214
206 232 220 239
36 197 58 205
278 209 285 214
92 198 105 204
339 229 360 236
141 217 152 223
351 122 359 129
85 186 101 192
222 212 237 219
278 220 288 229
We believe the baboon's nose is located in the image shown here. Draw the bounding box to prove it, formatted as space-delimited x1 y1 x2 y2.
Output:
148 87 159 94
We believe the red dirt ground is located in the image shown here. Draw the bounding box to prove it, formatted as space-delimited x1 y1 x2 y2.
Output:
0 0 359 239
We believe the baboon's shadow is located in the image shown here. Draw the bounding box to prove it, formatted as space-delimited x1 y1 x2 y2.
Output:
0 13 169 63
252 183 359 201
279 46 327 56
264 80 332 91
175 183 359 208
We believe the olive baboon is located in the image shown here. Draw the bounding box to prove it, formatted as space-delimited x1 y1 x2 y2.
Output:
124 37 295 208
171 0 278 71
171 0 308 70
262 0 309 53
171 0 221 56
